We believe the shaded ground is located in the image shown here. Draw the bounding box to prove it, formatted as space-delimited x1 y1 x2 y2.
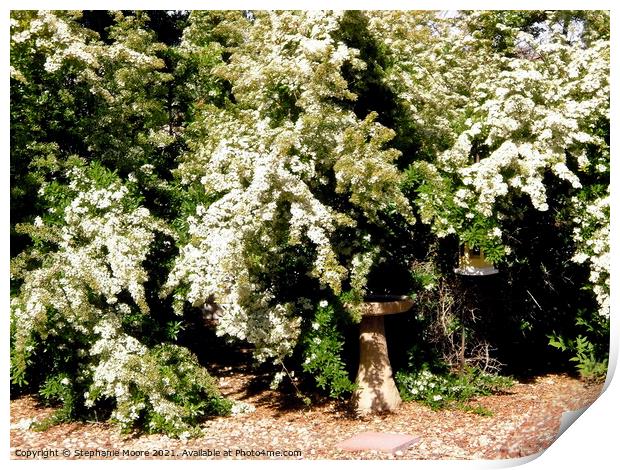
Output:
10 360 603 461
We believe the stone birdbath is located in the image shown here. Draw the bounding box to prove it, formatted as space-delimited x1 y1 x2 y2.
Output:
351 294 414 415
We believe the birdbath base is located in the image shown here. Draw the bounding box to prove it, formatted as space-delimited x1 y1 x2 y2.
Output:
351 295 414 415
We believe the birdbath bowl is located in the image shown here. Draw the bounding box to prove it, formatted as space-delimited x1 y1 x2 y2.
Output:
351 295 414 415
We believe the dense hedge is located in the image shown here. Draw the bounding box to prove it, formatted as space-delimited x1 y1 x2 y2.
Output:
10 10 609 435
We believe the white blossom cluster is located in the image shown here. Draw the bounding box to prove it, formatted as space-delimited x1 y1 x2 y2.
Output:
10 165 164 390
571 194 610 317
11 11 166 106
11 11 98 76
62 167 163 312
230 401 256 416
87 314 148 409
165 11 413 361
368 12 609 252
349 249 378 297
398 369 443 400
165 110 340 362
445 35 609 219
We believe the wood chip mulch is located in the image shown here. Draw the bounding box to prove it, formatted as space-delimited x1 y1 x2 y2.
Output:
10 365 603 461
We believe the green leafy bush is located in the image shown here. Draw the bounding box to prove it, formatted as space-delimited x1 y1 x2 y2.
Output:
33 374 82 429
549 312 609 381
300 301 356 399
396 365 513 412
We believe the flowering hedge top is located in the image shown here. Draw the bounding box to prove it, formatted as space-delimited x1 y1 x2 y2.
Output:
164 11 414 362
367 11 609 315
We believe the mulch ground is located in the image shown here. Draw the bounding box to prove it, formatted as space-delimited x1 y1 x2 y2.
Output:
10 363 603 461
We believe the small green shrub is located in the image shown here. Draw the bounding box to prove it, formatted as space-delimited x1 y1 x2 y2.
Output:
549 334 608 381
549 306 609 382
395 365 513 411
458 403 494 417
31 374 82 430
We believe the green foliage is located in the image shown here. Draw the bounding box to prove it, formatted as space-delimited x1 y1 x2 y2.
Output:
458 403 495 417
549 310 609 380
32 374 83 430
409 260 439 294
10 302 91 395
300 302 356 399
396 364 513 411
549 335 608 380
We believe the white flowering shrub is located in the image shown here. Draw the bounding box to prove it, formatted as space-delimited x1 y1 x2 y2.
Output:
10 10 179 258
547 187 610 379
10 161 231 435
365 11 609 378
11 162 158 376
164 11 414 369
368 12 609 262
11 10 170 166
89 340 232 437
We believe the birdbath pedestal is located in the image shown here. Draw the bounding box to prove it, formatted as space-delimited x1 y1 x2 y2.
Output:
351 295 414 415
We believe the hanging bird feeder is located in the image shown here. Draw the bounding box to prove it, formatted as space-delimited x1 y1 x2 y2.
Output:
452 153 499 276
454 243 498 276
